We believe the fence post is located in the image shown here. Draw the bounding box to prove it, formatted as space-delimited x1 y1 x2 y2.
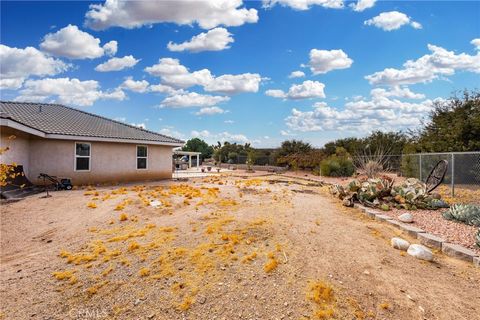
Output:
419 154 422 181
451 153 455 197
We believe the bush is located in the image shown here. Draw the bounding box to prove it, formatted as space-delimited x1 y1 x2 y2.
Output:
276 150 325 171
320 156 355 177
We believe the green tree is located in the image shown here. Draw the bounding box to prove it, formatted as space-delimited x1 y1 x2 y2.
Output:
275 140 312 158
182 138 214 159
413 90 480 152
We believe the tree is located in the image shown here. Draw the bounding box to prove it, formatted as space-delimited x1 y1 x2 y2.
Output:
413 90 480 152
275 140 312 158
213 141 252 163
181 138 213 159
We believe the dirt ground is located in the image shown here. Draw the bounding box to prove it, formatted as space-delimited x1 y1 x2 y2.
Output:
1 174 479 320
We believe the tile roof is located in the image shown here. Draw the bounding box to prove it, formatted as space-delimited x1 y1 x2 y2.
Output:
0 101 184 145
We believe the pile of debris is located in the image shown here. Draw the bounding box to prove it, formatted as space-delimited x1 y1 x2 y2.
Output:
330 177 449 211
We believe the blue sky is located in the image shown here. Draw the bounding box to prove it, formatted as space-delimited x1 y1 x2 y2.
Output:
1 0 479 147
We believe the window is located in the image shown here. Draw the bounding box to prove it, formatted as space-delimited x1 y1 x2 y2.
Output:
75 142 90 171
137 145 147 169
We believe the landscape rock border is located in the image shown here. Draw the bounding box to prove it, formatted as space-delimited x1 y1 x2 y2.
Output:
353 204 479 268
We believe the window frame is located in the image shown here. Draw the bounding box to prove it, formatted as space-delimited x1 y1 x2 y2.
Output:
74 142 91 172
136 145 148 170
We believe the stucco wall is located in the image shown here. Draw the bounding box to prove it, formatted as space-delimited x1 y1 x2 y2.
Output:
0 127 31 176
28 138 173 185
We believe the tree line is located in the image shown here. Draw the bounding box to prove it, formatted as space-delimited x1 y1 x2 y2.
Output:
182 90 480 171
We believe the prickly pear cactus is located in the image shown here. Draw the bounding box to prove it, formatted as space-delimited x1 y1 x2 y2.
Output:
357 178 393 205
329 184 347 199
391 178 427 205
442 204 480 227
347 180 361 193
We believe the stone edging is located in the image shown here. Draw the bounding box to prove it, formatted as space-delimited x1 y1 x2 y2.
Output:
353 204 480 268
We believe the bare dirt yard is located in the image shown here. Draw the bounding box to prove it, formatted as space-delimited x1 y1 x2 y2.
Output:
1 174 479 320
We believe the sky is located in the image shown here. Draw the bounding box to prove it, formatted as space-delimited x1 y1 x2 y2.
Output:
1 0 479 147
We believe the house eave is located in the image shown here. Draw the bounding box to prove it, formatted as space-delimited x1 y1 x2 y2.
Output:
0 118 184 147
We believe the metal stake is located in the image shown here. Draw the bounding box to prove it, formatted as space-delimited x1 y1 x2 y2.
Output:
451 153 455 197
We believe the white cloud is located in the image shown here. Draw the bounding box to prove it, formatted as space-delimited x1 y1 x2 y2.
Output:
471 38 480 50
204 73 262 94
145 58 262 94
14 77 125 107
160 91 230 108
131 122 146 129
263 0 344 10
191 130 211 138
224 120 235 124
364 11 422 31
265 89 287 99
114 117 127 122
365 43 480 86
190 130 252 145
159 127 185 139
349 0 376 12
288 70 305 78
103 40 118 56
95 55 140 72
195 106 226 115
167 27 234 53
149 83 181 95
370 86 425 99
307 49 353 74
119 77 149 93
40 24 117 59
0 45 68 90
266 80 326 100
285 90 441 134
280 130 296 136
145 58 213 88
85 0 258 30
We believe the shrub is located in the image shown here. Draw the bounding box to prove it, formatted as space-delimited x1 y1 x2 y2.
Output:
320 156 354 177
276 150 325 171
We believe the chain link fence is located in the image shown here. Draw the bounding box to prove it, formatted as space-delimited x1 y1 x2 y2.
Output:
217 151 480 198
399 152 480 197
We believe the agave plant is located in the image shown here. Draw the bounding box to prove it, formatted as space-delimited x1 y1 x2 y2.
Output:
442 204 480 227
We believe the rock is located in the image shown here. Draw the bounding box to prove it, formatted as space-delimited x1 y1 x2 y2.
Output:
407 244 433 261
398 213 413 223
150 200 161 208
391 237 410 251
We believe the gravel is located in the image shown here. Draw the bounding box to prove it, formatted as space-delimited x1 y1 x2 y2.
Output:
382 208 479 254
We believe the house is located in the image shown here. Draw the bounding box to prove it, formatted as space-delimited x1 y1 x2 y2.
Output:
0 101 184 185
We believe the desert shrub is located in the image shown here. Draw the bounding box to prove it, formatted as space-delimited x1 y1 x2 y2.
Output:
320 148 354 177
320 157 354 177
276 150 325 171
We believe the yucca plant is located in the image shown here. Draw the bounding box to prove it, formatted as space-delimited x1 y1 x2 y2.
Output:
354 146 391 179
442 204 480 227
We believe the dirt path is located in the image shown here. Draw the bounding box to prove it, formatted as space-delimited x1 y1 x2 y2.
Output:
1 176 478 320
